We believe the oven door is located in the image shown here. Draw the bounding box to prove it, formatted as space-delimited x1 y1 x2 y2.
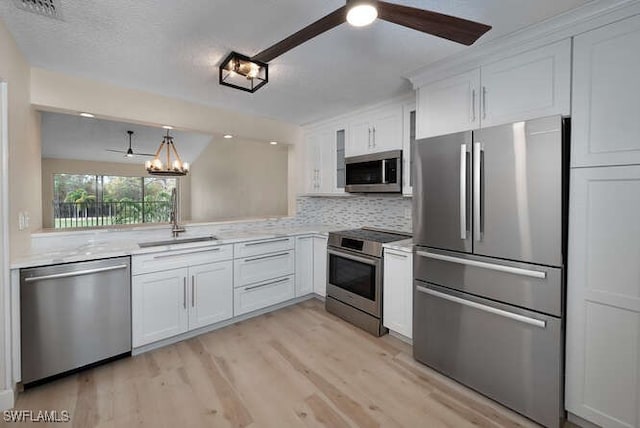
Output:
327 248 382 317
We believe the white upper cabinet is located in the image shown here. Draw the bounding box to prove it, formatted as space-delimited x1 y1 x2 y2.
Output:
303 124 345 195
347 104 403 157
572 14 640 167
566 165 640 428
416 40 570 139
402 102 416 196
480 39 570 128
416 68 480 139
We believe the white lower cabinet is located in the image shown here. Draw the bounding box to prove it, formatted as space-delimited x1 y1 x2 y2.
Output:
132 268 190 348
313 235 328 297
188 261 234 330
234 250 295 287
234 275 296 316
383 248 413 339
566 165 640 428
295 235 314 296
132 248 234 348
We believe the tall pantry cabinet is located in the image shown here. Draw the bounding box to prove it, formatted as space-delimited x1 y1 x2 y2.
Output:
566 14 640 428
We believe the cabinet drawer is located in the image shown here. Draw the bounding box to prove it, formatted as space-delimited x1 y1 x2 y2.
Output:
234 275 295 316
234 237 294 258
132 244 233 275
234 250 295 287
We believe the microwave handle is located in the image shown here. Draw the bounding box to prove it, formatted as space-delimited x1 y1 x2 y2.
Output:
381 159 387 184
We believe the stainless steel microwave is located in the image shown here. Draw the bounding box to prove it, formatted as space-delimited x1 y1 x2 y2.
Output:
345 150 402 193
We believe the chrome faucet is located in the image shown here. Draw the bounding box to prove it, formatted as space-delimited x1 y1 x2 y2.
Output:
170 188 186 238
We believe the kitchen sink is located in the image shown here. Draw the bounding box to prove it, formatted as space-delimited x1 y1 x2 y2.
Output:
138 235 218 248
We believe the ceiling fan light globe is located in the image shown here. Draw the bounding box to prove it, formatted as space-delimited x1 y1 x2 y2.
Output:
347 4 378 27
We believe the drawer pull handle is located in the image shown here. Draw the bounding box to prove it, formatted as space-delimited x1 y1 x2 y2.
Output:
152 247 222 259
416 251 546 279
244 252 290 262
245 277 289 291
244 238 290 247
24 264 128 282
416 285 546 329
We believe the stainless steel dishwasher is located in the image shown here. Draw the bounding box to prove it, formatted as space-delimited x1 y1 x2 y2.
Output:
20 257 131 385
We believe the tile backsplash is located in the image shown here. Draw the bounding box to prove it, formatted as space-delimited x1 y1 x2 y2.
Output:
295 195 412 233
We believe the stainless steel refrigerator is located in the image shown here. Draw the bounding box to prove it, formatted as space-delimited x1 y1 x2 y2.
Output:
413 115 568 428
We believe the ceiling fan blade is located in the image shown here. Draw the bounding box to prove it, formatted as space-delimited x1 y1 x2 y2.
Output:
252 6 346 63
105 149 126 154
377 1 491 46
135 152 156 157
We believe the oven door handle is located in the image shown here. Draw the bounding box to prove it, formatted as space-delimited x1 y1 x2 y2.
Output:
327 248 380 266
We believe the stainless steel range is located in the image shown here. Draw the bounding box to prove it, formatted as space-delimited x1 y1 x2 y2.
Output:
326 227 411 336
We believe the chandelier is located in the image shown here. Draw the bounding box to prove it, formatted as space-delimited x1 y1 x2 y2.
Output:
145 129 189 176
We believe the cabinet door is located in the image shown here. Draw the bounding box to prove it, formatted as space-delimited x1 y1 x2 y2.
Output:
313 236 328 297
572 15 640 167
416 68 480 139
234 250 295 287
371 105 403 152
132 268 189 347
481 39 570 128
383 248 413 339
234 275 295 316
402 103 416 196
347 117 372 157
188 261 233 330
295 236 314 297
304 131 322 193
566 165 640 428
317 127 336 194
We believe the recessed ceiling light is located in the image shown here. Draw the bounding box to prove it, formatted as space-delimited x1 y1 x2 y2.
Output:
162 125 174 130
270 141 278 145
79 112 95 118
223 134 233 139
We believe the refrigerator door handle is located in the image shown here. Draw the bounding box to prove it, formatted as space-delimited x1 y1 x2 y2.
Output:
460 144 467 240
416 285 547 329
416 250 547 279
473 142 483 241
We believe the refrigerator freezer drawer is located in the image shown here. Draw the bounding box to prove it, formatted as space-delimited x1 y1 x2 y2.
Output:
414 282 563 428
415 247 563 316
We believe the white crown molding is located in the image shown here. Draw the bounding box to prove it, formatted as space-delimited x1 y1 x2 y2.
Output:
302 92 415 131
406 0 640 88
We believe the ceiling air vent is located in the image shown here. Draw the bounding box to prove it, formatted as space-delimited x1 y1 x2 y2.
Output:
12 0 62 19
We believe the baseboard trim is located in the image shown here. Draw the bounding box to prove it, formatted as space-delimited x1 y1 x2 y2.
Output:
0 389 14 411
133 294 317 355
388 330 413 345
567 412 602 428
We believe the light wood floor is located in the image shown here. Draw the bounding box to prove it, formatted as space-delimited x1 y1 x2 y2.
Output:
10 299 554 428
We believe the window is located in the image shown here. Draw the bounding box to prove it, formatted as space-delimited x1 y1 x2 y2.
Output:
52 174 177 229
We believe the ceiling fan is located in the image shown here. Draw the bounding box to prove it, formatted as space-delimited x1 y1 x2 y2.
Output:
219 0 491 92
105 130 155 158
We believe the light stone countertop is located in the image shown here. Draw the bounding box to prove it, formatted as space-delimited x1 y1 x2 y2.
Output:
382 238 413 252
11 224 345 270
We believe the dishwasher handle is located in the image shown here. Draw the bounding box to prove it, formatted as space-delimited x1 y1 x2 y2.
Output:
23 264 129 283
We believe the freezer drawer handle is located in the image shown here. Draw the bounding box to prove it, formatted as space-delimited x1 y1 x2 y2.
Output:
416 251 547 279
23 264 128 282
416 285 546 329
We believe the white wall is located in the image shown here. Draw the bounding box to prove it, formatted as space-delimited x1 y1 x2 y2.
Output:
189 138 289 221
0 17 42 398
41 158 192 228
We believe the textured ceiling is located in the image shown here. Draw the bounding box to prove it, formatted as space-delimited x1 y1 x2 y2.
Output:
41 112 213 164
1 0 590 125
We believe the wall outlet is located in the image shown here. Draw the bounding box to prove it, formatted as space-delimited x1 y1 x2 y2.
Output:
18 211 30 231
